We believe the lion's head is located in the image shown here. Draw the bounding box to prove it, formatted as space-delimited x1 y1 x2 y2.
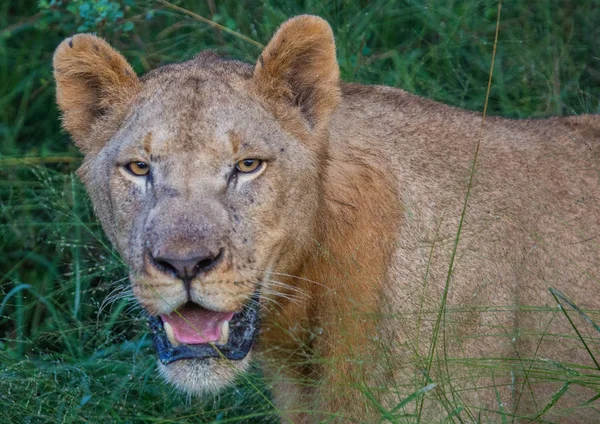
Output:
53 16 340 395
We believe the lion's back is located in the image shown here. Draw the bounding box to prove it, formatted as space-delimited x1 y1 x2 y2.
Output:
333 83 600 421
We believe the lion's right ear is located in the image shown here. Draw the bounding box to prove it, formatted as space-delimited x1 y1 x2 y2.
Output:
53 34 139 153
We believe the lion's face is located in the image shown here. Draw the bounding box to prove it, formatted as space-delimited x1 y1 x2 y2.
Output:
84 58 323 393
53 17 339 395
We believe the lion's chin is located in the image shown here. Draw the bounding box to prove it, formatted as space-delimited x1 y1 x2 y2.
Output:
158 354 252 396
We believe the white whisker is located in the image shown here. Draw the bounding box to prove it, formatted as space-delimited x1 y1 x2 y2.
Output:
268 271 333 291
263 279 310 298
260 287 303 306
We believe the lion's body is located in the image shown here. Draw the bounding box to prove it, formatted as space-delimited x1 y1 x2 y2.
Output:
53 16 600 423
261 84 600 422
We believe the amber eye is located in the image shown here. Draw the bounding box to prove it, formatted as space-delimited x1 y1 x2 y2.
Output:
125 161 150 176
235 159 263 174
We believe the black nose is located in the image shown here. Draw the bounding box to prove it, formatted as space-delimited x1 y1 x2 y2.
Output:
151 248 224 280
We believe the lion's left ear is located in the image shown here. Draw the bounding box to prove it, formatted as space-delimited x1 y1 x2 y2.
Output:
254 15 340 130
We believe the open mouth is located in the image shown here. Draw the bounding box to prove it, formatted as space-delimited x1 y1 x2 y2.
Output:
147 292 261 365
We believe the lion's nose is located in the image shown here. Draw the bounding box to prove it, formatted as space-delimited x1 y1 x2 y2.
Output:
151 248 224 280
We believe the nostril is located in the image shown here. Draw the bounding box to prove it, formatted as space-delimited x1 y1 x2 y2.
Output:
197 248 223 272
197 256 215 271
151 248 224 280
154 257 180 276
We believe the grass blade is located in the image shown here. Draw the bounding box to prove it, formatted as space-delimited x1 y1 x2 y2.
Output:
530 382 571 421
549 287 600 370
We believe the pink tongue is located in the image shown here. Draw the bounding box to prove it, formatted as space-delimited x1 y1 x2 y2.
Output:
161 304 234 344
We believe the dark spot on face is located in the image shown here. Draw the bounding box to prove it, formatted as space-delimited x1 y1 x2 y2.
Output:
228 172 238 188
150 154 166 162
68 38 73 48
233 214 240 223
187 76 207 93
156 186 180 198
280 148 285 153
243 238 248 244
249 197 254 204
141 175 155 197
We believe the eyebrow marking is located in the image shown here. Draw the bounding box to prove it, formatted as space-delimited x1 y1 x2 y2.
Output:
143 132 153 154
229 130 242 156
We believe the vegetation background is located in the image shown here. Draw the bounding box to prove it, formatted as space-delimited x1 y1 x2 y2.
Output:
1 0 599 422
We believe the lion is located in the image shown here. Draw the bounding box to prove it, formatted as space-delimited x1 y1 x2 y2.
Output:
53 15 600 423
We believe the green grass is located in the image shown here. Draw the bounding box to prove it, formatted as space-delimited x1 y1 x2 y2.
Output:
1 1 599 422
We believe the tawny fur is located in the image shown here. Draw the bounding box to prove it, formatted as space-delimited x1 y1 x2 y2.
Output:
53 34 140 153
53 15 600 423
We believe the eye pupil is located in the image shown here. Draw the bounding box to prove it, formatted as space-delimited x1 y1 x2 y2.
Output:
244 160 254 167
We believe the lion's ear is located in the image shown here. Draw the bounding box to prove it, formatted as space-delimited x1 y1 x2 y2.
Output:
53 34 140 153
254 15 340 130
